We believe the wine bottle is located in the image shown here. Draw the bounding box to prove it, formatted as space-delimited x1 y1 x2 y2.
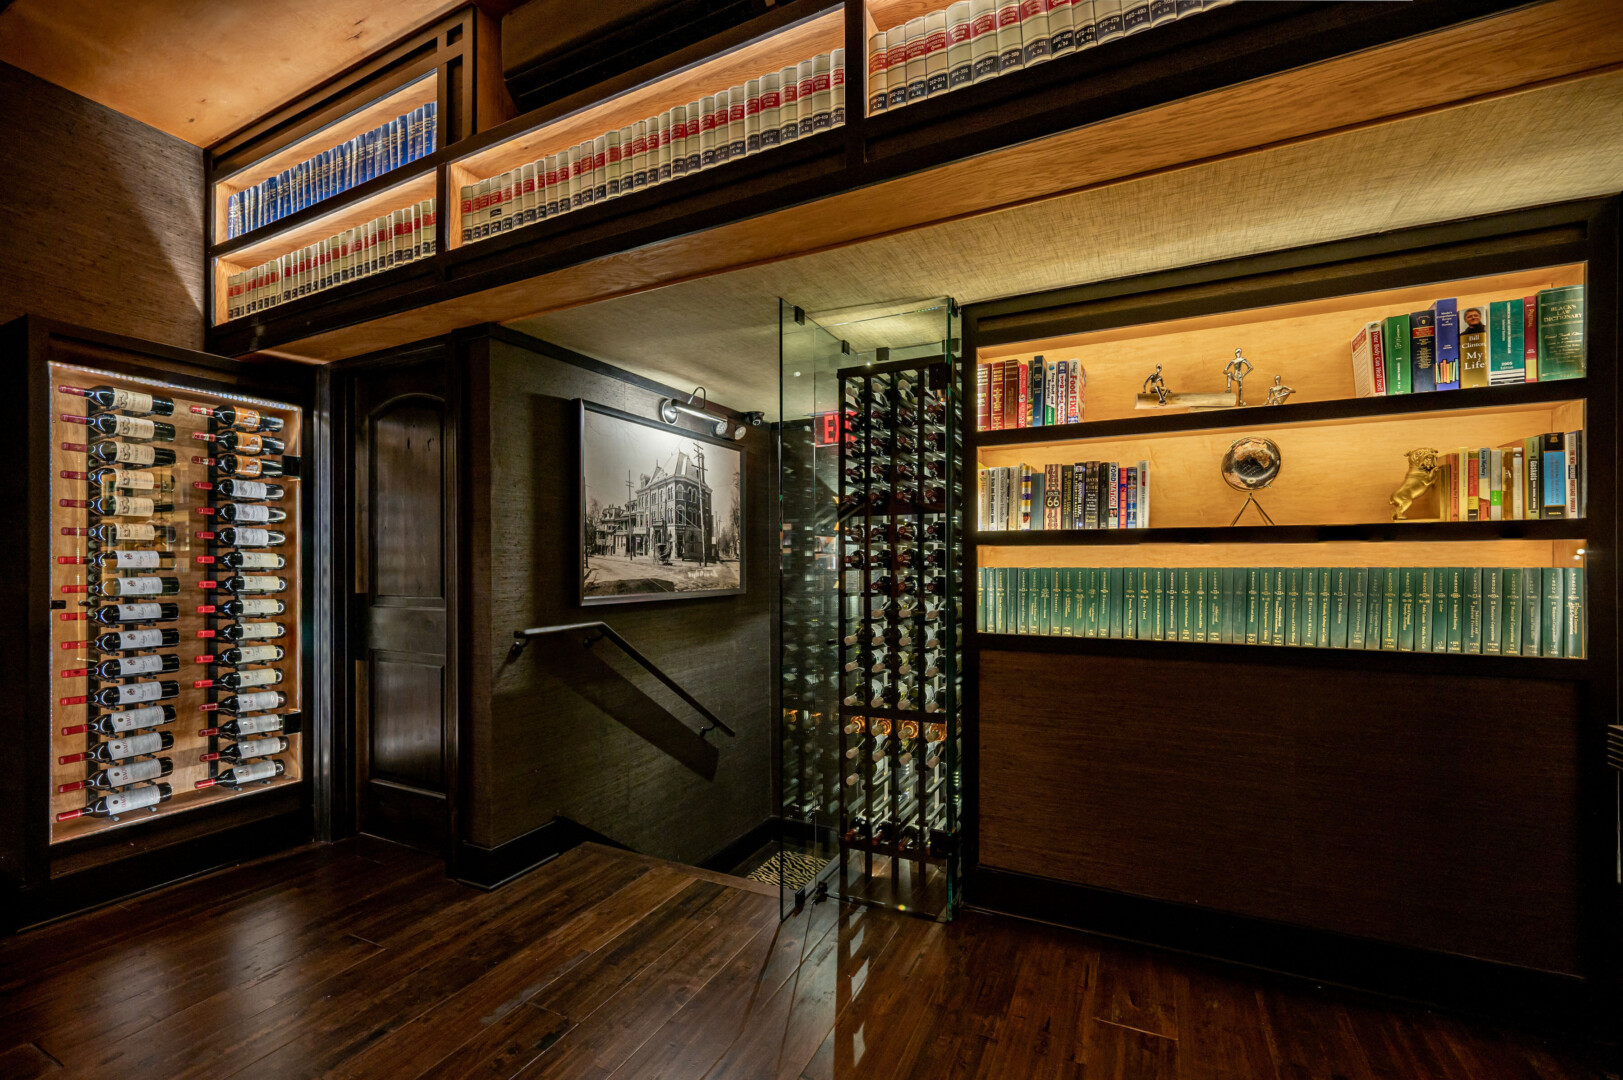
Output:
215 477 284 501
203 735 289 763
199 713 300 739
77 550 174 573
213 454 283 478
212 431 286 456
215 503 288 525
87 522 176 544
195 758 286 788
215 668 284 690
59 757 173 793
86 495 173 517
88 680 178 708
72 730 175 763
89 602 179 625
88 441 176 467
89 653 179 680
218 550 286 571
86 467 171 491
57 782 173 821
211 406 284 434
214 643 284 665
85 414 176 441
93 576 180 598
216 527 287 548
219 620 286 641
218 689 287 714
219 574 288 594
76 386 175 416
82 704 176 734
218 596 285 618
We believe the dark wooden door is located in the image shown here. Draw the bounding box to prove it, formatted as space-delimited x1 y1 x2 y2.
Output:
351 355 456 854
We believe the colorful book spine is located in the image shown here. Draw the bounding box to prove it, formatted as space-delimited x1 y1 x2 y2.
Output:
1382 313 1410 395
1409 310 1437 393
1432 297 1460 390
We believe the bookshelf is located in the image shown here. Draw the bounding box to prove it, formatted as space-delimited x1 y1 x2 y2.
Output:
957 200 1619 999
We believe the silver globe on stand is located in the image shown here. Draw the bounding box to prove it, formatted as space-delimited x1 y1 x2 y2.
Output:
1221 436 1282 526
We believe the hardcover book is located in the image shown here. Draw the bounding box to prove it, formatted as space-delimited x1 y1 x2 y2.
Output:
1409 310 1437 392
1541 567 1564 657
1350 321 1386 397
1382 314 1411 395
1537 285 1585 381
1487 298 1526 385
1432 298 1460 390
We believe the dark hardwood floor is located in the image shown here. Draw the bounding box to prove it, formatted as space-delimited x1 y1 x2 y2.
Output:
0 837 1611 1079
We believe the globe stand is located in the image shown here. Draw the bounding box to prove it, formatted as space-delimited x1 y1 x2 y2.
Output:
1230 493 1276 527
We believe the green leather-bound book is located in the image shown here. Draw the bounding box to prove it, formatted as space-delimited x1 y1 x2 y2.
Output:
1164 570 1177 642
1330 567 1350 649
1384 314 1411 394
1363 568 1383 649
1256 568 1272 645
1463 567 1482 653
1565 566 1585 658
1245 567 1261 644
1122 568 1138 639
1483 566 1503 654
1416 568 1434 652
977 568 988 633
1081 568 1096 638
1501 568 1522 654
1398 567 1417 652
1542 567 1564 657
1285 568 1302 647
1521 567 1541 656
1431 566 1450 653
1446 567 1464 653
1536 285 1585 381
1143 567 1159 640
1272 568 1288 646
1301 567 1318 647
1317 567 1331 648
1201 568 1216 643
1191 568 1206 642
1380 567 1401 650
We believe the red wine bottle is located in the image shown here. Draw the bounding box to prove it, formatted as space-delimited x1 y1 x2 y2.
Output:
196 759 285 789
88 522 177 544
89 653 179 680
213 454 283 478
67 730 175 763
57 782 173 820
215 477 284 501
76 386 175 417
219 597 285 618
213 431 286 455
93 576 180 598
219 620 286 641
211 406 284 434
200 713 300 739
214 643 285 665
89 602 179 625
215 503 288 525
81 704 176 734
59 757 173 793
219 689 286 714
219 550 285 570
86 549 174 570
86 495 173 517
215 667 284 690
88 680 179 708
89 441 176 467
85 415 176 441
217 527 287 548
203 735 289 763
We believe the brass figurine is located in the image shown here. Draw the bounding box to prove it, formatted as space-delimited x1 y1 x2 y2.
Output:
1389 448 1441 520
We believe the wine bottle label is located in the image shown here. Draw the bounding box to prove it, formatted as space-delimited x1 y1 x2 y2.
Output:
236 576 282 592
231 527 271 547
108 469 156 490
109 731 163 757
116 682 165 705
107 389 155 413
234 599 281 616
106 705 165 731
232 458 265 477
115 654 167 676
234 552 283 569
114 602 163 621
113 549 161 568
225 480 269 499
111 496 156 517
105 785 162 813
231 645 281 664
107 758 163 786
232 668 280 687
232 409 263 430
112 443 157 466
234 691 282 711
234 714 284 735
227 503 271 523
235 622 282 639
112 415 157 439
234 736 285 758
233 433 266 454
229 760 279 784
113 629 162 649
110 523 157 542
113 576 164 596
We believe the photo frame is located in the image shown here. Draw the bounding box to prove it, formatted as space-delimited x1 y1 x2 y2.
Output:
578 400 746 605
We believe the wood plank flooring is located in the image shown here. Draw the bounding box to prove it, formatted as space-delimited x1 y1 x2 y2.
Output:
0 837 1611 1079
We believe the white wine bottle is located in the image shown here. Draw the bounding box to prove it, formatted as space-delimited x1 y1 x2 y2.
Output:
57 782 173 821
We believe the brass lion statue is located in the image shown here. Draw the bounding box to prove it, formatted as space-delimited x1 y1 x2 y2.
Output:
1390 447 1440 520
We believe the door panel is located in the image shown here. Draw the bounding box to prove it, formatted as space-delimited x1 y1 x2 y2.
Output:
350 356 454 855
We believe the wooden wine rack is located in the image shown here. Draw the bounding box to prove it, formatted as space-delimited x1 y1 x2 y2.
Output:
48 362 304 843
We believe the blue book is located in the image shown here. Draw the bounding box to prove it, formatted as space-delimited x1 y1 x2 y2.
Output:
318 150 329 202
1432 297 1460 389
1541 433 1567 517
390 119 402 170
414 106 427 160
425 102 437 154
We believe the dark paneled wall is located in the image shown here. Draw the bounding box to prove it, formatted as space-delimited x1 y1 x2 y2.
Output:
0 62 204 349
464 331 774 863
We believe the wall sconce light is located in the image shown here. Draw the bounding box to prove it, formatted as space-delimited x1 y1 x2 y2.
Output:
659 387 746 440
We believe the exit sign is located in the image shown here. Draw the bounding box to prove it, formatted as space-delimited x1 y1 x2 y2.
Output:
813 411 845 446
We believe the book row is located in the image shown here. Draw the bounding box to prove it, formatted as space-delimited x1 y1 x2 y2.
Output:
1426 434 1584 522
976 356 1086 430
226 102 438 239
869 0 1228 113
977 564 1586 657
1351 284 1585 395
223 199 437 320
978 461 1147 531
461 50 845 246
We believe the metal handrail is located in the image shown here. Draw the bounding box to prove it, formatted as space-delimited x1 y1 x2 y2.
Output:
508 622 737 740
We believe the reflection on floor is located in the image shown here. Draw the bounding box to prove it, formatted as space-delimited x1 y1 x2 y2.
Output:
0 837 1610 1079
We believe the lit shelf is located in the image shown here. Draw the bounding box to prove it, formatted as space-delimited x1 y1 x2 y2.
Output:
974 519 1589 547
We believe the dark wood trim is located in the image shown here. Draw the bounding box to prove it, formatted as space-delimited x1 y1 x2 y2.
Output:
975 519 1591 547
452 815 627 889
968 866 1604 1037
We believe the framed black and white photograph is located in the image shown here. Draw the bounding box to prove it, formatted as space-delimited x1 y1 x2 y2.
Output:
579 400 745 605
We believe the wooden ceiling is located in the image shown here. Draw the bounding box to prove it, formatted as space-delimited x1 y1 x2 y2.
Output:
506 69 1623 415
0 0 465 145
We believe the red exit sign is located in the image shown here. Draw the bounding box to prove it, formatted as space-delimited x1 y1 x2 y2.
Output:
814 410 845 446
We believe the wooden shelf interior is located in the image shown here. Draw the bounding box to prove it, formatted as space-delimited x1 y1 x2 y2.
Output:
865 0 945 34
978 539 1589 570
212 171 439 324
213 72 439 242
48 363 303 844
976 264 1586 427
977 398 1586 529
446 6 845 249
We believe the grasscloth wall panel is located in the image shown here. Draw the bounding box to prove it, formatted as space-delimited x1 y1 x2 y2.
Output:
0 62 204 348
465 334 773 861
978 649 1584 975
